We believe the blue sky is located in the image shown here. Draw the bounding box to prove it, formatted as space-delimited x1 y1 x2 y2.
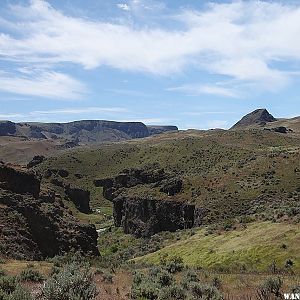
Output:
0 0 300 129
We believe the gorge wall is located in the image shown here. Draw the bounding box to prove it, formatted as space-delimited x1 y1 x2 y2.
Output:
0 164 99 260
95 166 207 237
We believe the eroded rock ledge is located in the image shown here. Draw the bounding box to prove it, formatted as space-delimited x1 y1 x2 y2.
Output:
113 197 195 237
95 166 207 237
0 164 99 260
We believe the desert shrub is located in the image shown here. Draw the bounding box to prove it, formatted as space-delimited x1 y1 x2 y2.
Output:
132 266 223 300
292 286 300 293
19 268 44 282
131 280 160 300
0 276 32 300
257 276 283 299
0 289 7 300
181 270 199 288
101 270 113 283
132 271 145 286
0 269 6 277
7 285 33 300
132 267 175 299
158 284 186 300
212 276 222 289
0 276 17 294
41 262 97 300
157 270 174 287
165 257 184 274
188 282 222 300
49 265 61 276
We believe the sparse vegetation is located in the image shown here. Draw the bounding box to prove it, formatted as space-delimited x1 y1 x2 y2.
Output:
41 262 97 300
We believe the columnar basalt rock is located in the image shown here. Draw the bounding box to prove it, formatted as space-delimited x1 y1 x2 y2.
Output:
113 197 195 237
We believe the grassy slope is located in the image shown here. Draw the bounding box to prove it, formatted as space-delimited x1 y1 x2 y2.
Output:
135 221 300 273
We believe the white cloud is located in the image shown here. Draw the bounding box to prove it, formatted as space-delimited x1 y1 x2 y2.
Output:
33 107 128 115
117 3 130 11
1 0 300 93
0 106 129 122
0 71 86 100
167 84 238 98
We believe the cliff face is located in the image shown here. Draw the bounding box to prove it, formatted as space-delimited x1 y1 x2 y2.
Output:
113 197 194 237
0 164 40 198
0 121 16 136
0 120 179 146
0 164 99 260
95 166 205 237
65 186 91 213
0 120 150 142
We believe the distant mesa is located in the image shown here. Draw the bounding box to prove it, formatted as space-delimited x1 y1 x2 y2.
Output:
231 108 277 130
0 120 178 144
147 125 178 135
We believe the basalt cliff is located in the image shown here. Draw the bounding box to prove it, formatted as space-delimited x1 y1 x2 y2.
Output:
0 163 99 260
94 166 207 237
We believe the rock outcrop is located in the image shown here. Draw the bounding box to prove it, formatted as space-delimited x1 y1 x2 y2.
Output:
263 126 293 134
113 197 194 237
231 109 276 130
94 167 183 200
147 126 178 135
65 186 91 213
0 164 99 260
0 164 40 198
27 155 46 168
95 166 206 237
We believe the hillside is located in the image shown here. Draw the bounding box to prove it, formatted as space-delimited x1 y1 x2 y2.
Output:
0 120 178 164
36 128 300 227
136 221 300 273
231 108 300 134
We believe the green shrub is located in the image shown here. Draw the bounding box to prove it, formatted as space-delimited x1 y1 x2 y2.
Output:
157 270 174 287
0 269 6 277
257 276 283 299
0 276 32 300
165 257 184 274
19 269 44 282
188 282 222 300
0 289 8 300
158 285 186 300
132 281 160 300
212 277 222 289
0 276 17 294
41 262 97 300
101 270 113 283
181 270 199 288
7 285 32 300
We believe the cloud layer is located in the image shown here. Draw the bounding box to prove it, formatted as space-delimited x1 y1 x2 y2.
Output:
1 0 300 98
